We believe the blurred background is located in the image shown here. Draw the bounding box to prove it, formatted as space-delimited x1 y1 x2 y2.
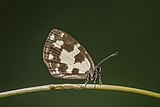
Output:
0 0 160 106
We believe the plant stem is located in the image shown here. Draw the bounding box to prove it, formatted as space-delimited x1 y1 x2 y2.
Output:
0 84 160 99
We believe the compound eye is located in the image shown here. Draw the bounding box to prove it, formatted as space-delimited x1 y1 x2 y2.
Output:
96 66 101 72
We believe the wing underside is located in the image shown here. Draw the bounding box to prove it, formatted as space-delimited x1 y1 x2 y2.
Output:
43 29 95 79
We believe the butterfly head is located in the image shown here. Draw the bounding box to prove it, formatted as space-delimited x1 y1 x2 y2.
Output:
88 52 118 85
96 65 101 73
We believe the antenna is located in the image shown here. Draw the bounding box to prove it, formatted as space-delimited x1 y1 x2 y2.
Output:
97 52 118 66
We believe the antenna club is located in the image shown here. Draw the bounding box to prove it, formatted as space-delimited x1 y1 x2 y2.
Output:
113 52 118 56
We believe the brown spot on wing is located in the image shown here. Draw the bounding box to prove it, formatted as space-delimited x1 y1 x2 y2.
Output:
58 63 68 73
72 68 79 74
61 42 74 52
78 45 94 68
74 52 85 63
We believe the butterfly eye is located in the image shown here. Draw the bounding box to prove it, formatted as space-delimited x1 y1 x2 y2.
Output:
96 66 101 72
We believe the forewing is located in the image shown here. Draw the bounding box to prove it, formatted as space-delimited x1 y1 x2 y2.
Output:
43 29 95 79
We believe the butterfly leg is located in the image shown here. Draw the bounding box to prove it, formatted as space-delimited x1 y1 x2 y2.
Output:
98 74 102 85
93 73 98 89
85 74 90 86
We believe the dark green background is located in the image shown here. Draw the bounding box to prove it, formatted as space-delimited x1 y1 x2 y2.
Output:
0 0 160 106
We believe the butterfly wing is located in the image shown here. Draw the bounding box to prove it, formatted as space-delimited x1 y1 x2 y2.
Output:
43 29 95 79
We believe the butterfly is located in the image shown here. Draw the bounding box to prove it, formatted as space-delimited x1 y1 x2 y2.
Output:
43 29 118 85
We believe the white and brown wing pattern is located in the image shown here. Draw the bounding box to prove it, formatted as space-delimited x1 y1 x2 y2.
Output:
43 29 95 81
